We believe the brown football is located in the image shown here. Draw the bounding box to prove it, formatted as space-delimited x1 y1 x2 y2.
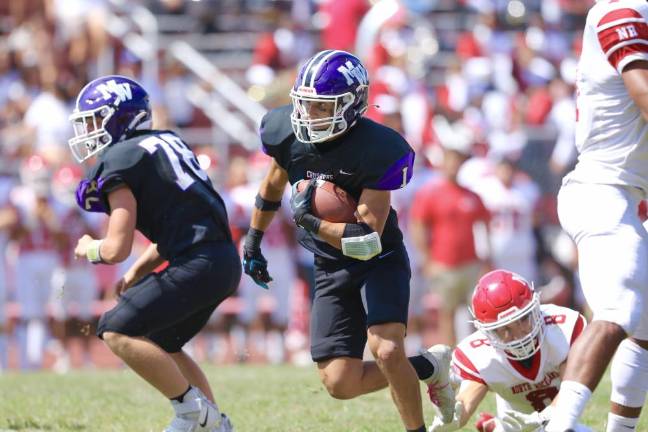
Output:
296 179 358 223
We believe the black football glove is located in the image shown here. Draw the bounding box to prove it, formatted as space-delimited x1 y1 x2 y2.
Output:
242 228 272 289
290 179 321 233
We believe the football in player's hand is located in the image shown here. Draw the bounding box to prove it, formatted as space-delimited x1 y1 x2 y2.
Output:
296 179 358 223
475 412 497 432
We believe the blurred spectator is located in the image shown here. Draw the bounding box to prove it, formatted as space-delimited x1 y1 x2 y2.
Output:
10 155 63 370
318 0 370 52
473 156 541 282
410 126 490 346
49 164 101 372
0 172 17 371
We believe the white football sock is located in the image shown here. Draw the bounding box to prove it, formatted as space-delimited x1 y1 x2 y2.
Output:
610 338 648 407
607 413 638 432
545 380 592 431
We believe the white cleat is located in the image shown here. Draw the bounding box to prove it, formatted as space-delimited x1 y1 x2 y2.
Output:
164 387 223 432
421 344 456 424
211 414 233 432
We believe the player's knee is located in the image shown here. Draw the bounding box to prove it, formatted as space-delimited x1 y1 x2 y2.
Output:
319 373 357 400
102 331 129 355
590 320 627 344
373 338 403 366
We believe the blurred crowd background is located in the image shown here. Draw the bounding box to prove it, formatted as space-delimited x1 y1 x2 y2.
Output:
0 0 599 372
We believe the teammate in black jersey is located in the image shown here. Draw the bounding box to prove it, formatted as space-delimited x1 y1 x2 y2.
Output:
242 50 455 431
70 75 238 432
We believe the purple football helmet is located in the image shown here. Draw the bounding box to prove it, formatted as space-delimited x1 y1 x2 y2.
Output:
290 50 369 143
68 75 152 162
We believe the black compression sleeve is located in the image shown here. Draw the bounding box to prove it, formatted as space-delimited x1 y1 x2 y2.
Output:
255 194 281 211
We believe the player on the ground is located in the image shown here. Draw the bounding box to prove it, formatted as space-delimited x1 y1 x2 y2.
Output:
544 2 648 431
242 49 454 432
70 75 239 432
429 270 590 432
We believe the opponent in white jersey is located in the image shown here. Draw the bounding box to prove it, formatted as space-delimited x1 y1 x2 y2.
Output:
547 2 648 431
429 270 589 432
474 158 540 282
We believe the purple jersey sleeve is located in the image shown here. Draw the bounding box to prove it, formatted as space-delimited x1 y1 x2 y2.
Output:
368 150 415 190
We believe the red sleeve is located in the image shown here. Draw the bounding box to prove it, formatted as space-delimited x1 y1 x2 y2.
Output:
570 314 587 346
410 185 432 222
452 347 487 385
597 8 648 72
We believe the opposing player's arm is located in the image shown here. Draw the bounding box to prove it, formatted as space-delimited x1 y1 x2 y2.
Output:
455 380 489 426
100 186 137 263
250 159 289 232
623 62 648 122
316 189 390 260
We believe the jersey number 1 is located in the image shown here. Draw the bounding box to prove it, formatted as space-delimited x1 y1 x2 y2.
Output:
400 166 408 188
139 134 208 190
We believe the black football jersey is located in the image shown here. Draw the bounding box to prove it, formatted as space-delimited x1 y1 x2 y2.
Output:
83 130 232 259
260 105 415 260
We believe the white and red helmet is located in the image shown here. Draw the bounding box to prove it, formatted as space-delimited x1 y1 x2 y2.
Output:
471 269 544 360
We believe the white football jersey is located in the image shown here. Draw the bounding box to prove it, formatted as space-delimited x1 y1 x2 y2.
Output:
474 176 539 264
572 0 648 195
452 304 586 415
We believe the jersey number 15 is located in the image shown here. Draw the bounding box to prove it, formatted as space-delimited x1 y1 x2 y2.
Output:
139 133 209 190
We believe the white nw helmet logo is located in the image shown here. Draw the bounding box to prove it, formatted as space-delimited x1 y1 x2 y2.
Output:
337 61 368 86
97 80 133 105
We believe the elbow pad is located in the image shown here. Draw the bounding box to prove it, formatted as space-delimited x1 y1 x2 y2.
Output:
341 223 382 261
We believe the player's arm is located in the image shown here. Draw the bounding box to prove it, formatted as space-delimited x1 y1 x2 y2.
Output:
455 380 489 426
74 186 136 264
250 159 289 232
429 380 489 431
243 158 289 289
623 62 648 122
316 188 390 251
115 243 165 296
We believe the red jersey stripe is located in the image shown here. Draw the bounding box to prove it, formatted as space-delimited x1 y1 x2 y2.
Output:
598 22 648 55
598 8 643 27
453 347 486 384
570 314 587 346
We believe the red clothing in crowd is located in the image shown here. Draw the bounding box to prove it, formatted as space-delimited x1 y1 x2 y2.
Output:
411 178 490 267
319 0 370 52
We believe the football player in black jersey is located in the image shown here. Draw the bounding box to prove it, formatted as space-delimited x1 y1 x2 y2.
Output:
242 50 455 431
70 75 238 432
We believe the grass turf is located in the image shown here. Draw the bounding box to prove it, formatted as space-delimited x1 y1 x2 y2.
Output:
0 364 644 431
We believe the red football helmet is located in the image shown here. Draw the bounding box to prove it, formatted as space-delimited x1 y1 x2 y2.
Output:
471 270 544 360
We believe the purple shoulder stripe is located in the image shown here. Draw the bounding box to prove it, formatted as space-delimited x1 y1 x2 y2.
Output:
373 151 415 190
75 176 110 213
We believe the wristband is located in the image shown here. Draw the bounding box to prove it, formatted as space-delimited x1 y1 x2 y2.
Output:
86 239 105 264
244 228 264 252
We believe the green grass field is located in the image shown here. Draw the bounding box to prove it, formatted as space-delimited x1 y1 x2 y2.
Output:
0 365 644 431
